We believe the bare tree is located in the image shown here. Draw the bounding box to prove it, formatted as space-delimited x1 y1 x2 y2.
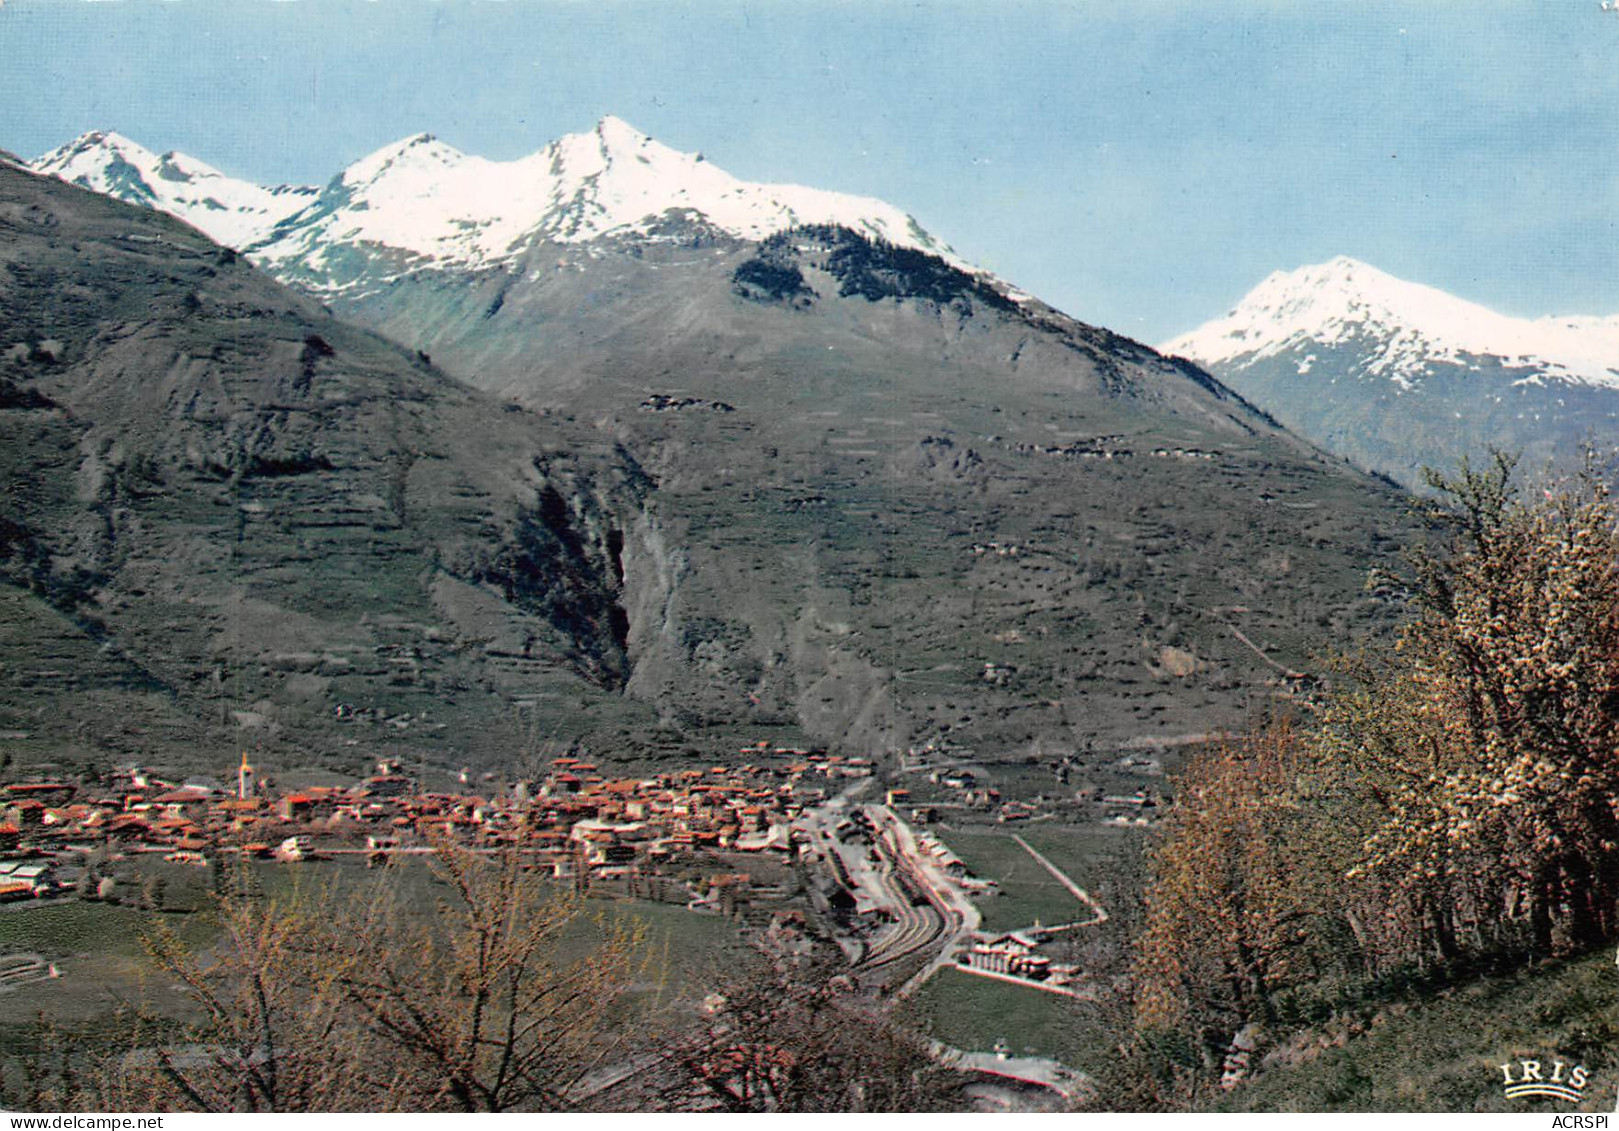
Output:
642 951 964 1112
116 875 391 1111
324 839 649 1111
47 841 649 1112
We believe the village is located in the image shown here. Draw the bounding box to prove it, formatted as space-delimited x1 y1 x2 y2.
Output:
0 746 875 903
0 740 1119 1009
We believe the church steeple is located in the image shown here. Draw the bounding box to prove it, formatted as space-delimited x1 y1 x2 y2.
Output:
237 750 255 800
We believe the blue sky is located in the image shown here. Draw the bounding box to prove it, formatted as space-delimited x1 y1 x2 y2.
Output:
2 0 1616 341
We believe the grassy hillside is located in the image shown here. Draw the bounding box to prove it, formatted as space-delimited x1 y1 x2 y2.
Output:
1220 948 1619 1113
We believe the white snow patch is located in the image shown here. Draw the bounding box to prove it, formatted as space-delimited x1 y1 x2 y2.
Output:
1161 256 1619 391
31 130 317 249
33 118 972 296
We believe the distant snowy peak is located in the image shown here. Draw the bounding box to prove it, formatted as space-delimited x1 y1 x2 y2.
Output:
533 116 938 247
1163 256 1619 391
32 130 317 250
254 115 964 289
33 118 965 295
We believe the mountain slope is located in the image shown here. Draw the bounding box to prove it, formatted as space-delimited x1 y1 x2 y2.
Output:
1215 946 1619 1112
308 214 1418 763
0 161 659 780
23 122 1424 778
1162 258 1619 487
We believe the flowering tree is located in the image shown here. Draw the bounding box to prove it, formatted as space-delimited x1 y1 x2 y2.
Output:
1337 454 1619 959
1133 453 1619 1079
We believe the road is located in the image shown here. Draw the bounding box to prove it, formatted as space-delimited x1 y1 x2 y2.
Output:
939 1046 1089 1101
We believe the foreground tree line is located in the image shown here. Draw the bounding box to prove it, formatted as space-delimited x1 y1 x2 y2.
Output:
7 841 962 1112
1125 454 1619 1102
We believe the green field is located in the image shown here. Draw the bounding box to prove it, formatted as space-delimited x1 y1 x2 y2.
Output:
900 821 1144 1077
941 824 1125 934
0 855 747 1072
904 966 1114 1072
0 855 228 1045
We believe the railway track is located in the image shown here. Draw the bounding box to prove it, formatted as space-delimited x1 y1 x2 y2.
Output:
860 877 943 973
854 819 952 984
799 794 963 989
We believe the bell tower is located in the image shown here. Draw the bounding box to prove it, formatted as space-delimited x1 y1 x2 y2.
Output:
237 750 255 800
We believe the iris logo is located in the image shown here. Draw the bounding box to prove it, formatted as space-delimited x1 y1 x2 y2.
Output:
1498 1058 1590 1104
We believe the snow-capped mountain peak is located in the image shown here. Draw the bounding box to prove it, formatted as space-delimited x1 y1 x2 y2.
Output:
32 130 320 249
30 130 318 249
262 115 964 286
31 117 965 296
1163 257 1619 391
339 132 468 187
594 114 653 149
34 130 165 205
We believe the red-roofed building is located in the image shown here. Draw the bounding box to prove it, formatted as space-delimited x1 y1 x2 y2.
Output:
106 815 153 841
152 788 214 815
7 800 45 827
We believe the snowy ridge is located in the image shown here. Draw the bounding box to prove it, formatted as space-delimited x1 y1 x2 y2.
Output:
33 118 965 294
32 131 318 250
253 116 962 288
1162 256 1619 391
